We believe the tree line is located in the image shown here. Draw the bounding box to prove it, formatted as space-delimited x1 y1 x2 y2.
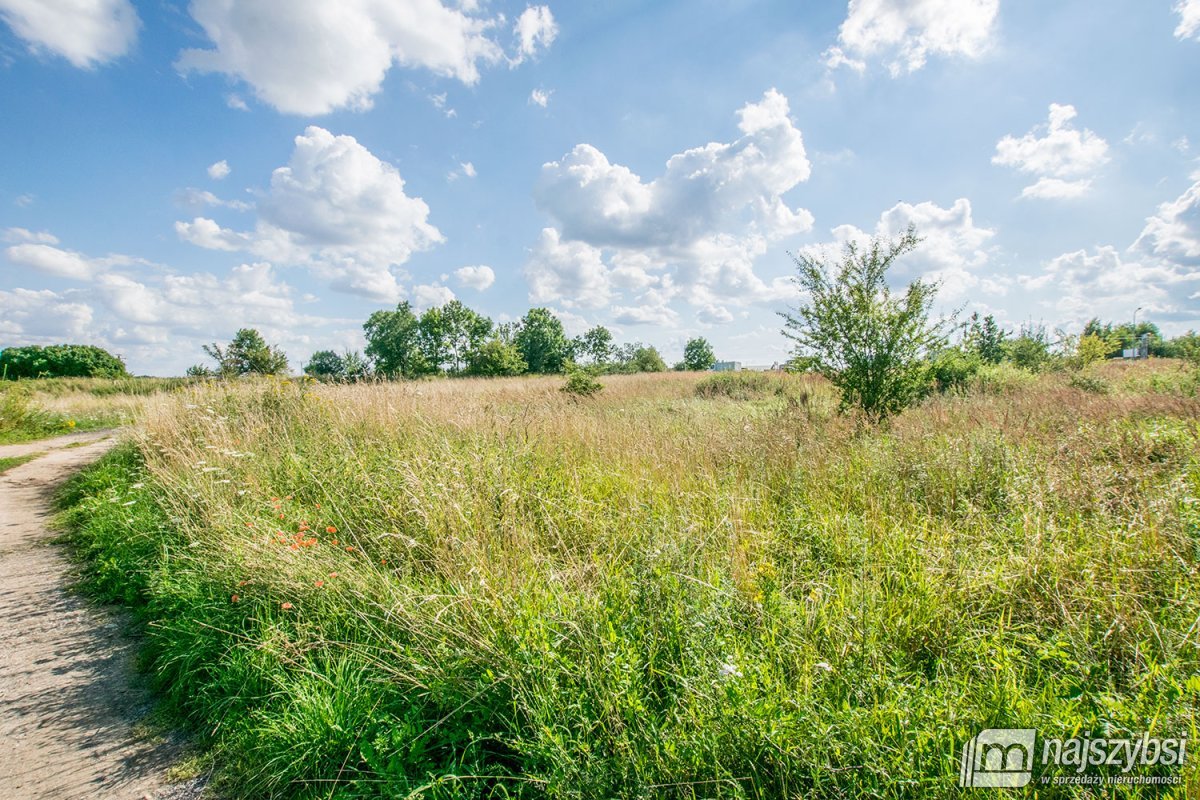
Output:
186 302 720 380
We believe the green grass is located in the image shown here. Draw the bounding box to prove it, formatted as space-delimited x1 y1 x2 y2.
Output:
0 381 128 445
0 452 40 473
56 371 1200 798
9 375 200 397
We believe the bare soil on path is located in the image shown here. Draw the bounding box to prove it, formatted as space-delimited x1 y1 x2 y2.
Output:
0 434 205 800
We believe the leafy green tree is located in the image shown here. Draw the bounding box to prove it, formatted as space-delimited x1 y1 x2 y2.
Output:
301 349 369 381
1166 330 1200 364
576 326 614 366
1082 318 1167 358
1005 323 1052 371
963 312 1007 364
304 350 345 379
364 302 432 378
779 225 949 421
630 345 667 373
928 346 979 393
683 337 717 371
0 344 129 379
465 338 527 377
341 350 371 381
514 308 569 373
438 301 493 373
203 329 288 376
1075 333 1115 367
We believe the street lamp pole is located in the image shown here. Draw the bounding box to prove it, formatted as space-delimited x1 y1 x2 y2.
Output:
1133 307 1144 359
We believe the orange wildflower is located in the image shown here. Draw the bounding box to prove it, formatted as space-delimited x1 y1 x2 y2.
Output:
326 525 337 534
328 572 338 578
231 594 240 603
314 580 324 588
281 602 294 610
345 546 355 552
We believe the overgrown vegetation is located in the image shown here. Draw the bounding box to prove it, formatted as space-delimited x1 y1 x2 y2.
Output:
0 383 111 443
0 343 129 379
781 226 951 420
57 365 1200 798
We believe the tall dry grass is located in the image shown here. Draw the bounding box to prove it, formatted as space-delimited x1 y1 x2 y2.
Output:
58 368 1200 798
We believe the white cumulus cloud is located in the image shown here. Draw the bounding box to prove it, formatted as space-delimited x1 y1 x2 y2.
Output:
1021 245 1200 326
412 282 455 309
453 265 495 290
817 197 998 302
513 5 557 62
5 243 95 280
0 0 138 68
827 0 999 77
176 1 556 115
526 228 614 309
208 160 230 180
993 103 1110 199
529 87 552 107
4 237 143 281
1176 0 1200 39
1133 177 1200 265
525 89 813 316
3 227 58 245
0 288 94 340
176 126 443 302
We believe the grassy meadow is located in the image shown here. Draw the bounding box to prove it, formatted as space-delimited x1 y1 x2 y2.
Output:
0 376 197 443
56 362 1200 798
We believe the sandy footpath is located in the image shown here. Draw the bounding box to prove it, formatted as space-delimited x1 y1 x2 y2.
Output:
0 434 205 799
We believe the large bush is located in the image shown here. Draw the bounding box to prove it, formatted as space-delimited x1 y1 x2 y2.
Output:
0 344 129 379
779 225 949 421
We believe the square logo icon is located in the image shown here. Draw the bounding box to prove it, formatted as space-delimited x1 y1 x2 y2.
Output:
960 728 1037 788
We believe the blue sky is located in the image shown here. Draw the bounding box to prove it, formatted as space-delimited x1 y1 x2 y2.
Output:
1 0 1198 375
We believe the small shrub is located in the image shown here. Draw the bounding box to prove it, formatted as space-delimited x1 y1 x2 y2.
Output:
562 368 602 397
928 347 980 394
970 362 1038 395
1068 372 1111 395
0 384 63 441
695 370 781 400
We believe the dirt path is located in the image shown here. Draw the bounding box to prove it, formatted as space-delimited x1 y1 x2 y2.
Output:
0 429 119 460
0 436 204 800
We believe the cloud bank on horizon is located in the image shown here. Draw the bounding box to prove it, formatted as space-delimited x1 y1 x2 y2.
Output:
0 0 1198 374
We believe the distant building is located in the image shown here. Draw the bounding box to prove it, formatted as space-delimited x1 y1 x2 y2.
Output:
1122 334 1150 360
712 361 742 372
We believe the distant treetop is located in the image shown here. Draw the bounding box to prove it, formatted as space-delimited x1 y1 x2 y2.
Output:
0 344 129 379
